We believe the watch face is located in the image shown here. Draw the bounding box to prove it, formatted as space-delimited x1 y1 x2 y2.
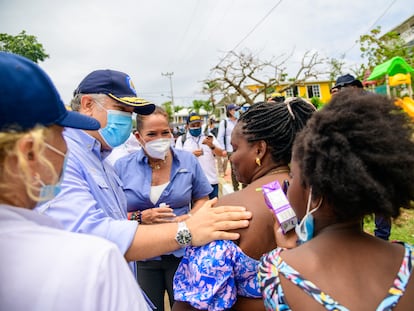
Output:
176 222 192 247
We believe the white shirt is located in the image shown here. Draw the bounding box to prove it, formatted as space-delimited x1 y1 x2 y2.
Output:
106 133 141 166
175 133 219 185
0 205 151 311
217 118 237 152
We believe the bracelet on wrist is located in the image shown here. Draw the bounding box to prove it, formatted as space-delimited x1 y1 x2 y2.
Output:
128 211 142 224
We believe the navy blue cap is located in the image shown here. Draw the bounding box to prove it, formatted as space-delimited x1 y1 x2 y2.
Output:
226 104 240 111
73 69 155 115
334 74 363 89
187 112 202 125
0 52 100 132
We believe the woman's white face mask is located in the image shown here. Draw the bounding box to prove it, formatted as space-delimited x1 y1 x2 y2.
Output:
142 137 171 160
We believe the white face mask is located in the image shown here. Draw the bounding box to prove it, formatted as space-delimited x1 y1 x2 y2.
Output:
143 138 171 160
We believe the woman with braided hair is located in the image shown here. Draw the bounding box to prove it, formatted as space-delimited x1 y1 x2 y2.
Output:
173 99 316 311
259 91 414 310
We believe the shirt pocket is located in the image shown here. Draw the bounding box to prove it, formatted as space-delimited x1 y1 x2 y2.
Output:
91 174 124 219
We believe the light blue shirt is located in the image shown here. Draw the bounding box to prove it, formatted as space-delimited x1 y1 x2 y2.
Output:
36 128 138 270
114 147 212 259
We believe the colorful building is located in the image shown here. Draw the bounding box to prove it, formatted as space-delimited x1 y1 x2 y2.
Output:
245 80 333 105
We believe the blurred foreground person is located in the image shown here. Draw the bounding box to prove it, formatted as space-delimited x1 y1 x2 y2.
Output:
0 52 151 310
259 91 414 310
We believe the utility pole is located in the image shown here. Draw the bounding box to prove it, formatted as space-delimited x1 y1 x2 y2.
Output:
161 72 175 122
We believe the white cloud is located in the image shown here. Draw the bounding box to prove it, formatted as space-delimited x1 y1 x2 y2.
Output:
1 0 412 106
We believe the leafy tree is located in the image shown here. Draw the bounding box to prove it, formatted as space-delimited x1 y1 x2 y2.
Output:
358 26 413 72
0 30 49 63
327 55 346 82
161 101 173 120
189 99 212 115
202 80 222 112
161 101 184 122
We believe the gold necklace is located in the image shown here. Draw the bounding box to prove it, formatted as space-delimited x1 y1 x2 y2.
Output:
266 168 290 176
254 167 290 192
149 159 166 170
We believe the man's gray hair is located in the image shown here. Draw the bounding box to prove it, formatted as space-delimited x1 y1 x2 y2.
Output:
70 94 108 111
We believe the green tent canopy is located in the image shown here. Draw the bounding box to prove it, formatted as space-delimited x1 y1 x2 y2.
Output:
367 57 414 81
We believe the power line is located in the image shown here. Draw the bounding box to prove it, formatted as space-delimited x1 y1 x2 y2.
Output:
343 0 397 56
216 0 284 67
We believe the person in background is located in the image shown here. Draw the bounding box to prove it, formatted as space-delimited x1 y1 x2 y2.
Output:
114 107 212 311
217 104 240 191
330 73 363 95
175 112 225 199
106 129 141 166
259 91 414 310
0 52 151 310
240 103 251 114
267 92 285 103
173 99 316 311
35 69 252 275
208 115 227 177
206 115 219 137
331 73 392 240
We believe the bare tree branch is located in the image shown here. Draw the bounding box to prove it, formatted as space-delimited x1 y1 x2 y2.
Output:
208 49 326 104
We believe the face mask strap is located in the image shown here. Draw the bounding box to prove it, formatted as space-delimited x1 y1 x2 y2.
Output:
298 187 323 227
44 143 66 157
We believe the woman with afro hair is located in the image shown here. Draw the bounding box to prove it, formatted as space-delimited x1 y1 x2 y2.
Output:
259 90 414 310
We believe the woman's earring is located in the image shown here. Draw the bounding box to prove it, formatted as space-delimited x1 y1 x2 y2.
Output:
255 157 261 167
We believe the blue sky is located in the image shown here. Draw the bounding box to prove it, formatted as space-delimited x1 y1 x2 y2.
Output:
1 0 412 106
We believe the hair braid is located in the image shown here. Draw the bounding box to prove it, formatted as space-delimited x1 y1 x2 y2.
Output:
239 100 315 164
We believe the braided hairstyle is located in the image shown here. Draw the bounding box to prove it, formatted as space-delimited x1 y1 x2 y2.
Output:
293 90 414 222
238 99 316 165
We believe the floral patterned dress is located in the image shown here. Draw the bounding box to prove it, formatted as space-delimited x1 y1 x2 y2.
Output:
173 240 262 310
258 242 413 311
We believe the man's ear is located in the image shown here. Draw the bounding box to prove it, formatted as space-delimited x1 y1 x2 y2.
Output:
79 95 95 116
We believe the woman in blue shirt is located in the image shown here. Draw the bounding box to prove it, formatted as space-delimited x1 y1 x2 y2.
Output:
114 106 212 311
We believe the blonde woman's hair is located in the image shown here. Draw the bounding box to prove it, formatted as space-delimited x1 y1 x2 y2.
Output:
0 126 59 203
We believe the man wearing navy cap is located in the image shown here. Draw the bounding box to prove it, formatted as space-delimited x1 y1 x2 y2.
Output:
330 74 363 95
36 69 155 273
175 112 225 199
36 69 252 278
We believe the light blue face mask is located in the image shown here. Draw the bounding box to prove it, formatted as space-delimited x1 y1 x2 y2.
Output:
38 143 68 202
295 189 322 244
99 110 133 148
233 110 240 119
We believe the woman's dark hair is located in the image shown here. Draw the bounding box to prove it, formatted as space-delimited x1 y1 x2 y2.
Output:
293 91 414 221
239 99 316 165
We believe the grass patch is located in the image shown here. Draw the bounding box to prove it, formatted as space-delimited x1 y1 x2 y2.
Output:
364 209 414 244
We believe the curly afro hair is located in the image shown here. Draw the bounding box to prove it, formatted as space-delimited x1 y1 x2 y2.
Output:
293 90 414 222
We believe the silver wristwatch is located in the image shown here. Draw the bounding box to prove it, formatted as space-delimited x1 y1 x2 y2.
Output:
175 221 192 247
